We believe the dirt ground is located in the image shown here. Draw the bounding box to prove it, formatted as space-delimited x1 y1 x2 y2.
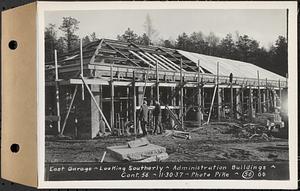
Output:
45 123 288 163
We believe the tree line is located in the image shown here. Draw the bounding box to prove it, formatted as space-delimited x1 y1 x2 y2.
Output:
45 16 287 76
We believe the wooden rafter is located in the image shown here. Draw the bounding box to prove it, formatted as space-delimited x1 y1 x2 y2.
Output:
129 50 155 68
130 42 172 70
102 40 140 67
152 54 179 71
156 47 196 72
90 39 104 64
159 55 182 71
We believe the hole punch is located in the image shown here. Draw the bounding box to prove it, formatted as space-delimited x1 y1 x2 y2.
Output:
10 144 20 153
8 40 18 50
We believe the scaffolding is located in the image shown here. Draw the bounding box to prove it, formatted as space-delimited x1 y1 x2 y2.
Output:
45 39 288 139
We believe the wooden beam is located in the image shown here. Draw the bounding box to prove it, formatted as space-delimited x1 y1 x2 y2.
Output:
103 40 140 67
153 54 179 71
217 62 221 121
257 71 262 113
60 85 78 135
265 78 269 112
80 38 85 101
241 84 244 115
90 39 104 64
230 80 233 119
180 58 184 127
80 75 111 132
54 49 61 133
144 52 172 70
278 79 281 108
110 63 114 131
133 71 137 135
207 85 217 124
142 66 151 101
156 61 159 102
157 47 196 71
262 89 266 113
249 87 254 119
129 50 155 68
159 55 182 71
197 59 205 73
130 42 172 70
197 60 202 124
235 87 242 119
201 77 205 115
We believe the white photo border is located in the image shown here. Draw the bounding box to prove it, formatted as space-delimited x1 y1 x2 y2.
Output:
37 1 298 189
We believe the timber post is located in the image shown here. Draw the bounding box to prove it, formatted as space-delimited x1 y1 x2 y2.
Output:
197 60 202 125
80 38 85 100
133 71 137 135
54 49 61 134
156 60 160 102
217 62 221 121
249 86 254 119
110 63 115 131
257 71 262 113
180 58 184 128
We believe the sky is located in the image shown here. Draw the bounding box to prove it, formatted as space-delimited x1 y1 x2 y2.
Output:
45 9 287 49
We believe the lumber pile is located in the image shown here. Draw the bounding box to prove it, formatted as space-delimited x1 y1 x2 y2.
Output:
106 138 168 162
254 112 284 128
210 121 272 140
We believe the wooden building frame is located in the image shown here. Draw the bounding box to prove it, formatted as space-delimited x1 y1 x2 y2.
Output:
45 39 288 139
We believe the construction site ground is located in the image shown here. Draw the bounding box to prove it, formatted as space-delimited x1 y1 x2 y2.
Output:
45 122 288 163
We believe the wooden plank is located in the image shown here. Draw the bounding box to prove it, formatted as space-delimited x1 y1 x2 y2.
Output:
207 85 217 124
265 78 269 112
180 59 184 127
230 75 234 119
156 61 160 102
103 40 140 67
80 75 111 132
157 47 196 71
133 71 137 134
110 63 115 130
217 62 221 121
257 71 262 113
144 52 172 70
60 85 78 135
249 86 254 119
159 55 182 71
153 54 179 71
165 105 182 129
90 39 104 64
127 137 150 148
136 152 168 162
107 144 166 161
80 39 85 100
54 49 61 133
278 79 281 108
129 50 155 68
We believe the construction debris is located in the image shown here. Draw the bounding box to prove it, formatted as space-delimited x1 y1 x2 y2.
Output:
127 137 150 148
207 121 274 141
137 153 169 162
106 138 168 162
164 130 191 140
255 112 284 129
